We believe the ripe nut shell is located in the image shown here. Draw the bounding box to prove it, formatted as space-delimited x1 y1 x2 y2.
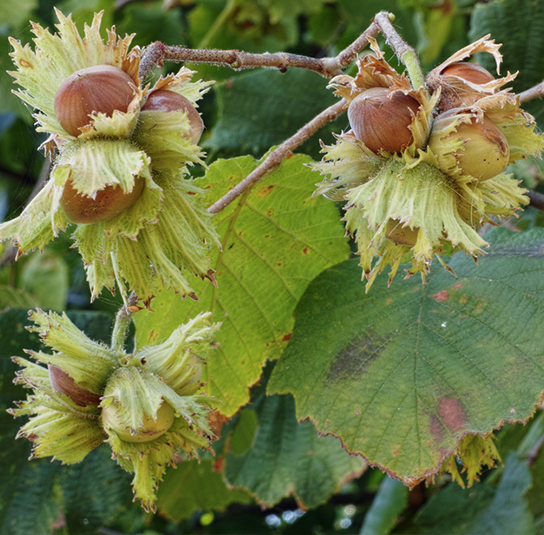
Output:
347 87 420 154
54 65 137 137
141 90 204 144
431 113 510 181
102 401 175 443
385 220 419 247
48 364 101 407
60 175 145 224
440 62 495 85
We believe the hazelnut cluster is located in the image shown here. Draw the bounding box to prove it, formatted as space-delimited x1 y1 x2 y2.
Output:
10 309 219 512
0 9 219 303
313 37 543 288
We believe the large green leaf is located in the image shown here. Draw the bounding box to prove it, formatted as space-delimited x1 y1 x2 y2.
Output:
269 228 544 482
224 394 366 508
157 458 253 523
411 453 534 535
60 446 132 534
134 154 350 416
0 461 62 535
469 0 544 126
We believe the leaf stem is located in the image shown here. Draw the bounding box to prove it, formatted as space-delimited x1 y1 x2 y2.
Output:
373 11 426 90
207 100 347 214
111 291 138 353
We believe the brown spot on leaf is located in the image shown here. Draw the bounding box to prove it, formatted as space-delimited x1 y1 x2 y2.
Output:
460 296 467 303
302 247 309 254
258 185 275 197
453 283 463 290
282 333 292 342
327 329 386 383
430 414 443 443
433 290 450 302
213 457 225 472
19 59 33 68
439 397 466 434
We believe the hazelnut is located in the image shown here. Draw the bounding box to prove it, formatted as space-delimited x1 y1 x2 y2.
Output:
141 90 204 144
347 87 420 154
48 364 101 407
440 62 495 85
102 401 175 443
430 112 510 181
60 175 145 224
54 65 137 137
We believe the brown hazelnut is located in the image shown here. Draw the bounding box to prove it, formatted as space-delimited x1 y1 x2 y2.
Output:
60 175 145 224
347 87 420 154
141 90 204 144
48 364 101 407
54 65 137 137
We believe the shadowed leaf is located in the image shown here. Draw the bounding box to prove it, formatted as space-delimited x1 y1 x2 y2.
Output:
269 228 544 482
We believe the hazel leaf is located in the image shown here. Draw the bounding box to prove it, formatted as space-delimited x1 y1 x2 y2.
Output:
224 394 366 508
268 228 544 484
134 154 350 417
157 458 253 523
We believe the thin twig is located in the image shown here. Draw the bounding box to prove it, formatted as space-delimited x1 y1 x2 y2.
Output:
207 100 347 215
518 81 544 104
526 190 544 211
139 19 382 80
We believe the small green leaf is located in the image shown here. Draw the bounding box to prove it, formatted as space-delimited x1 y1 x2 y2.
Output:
224 394 366 508
360 476 409 535
157 458 253 523
269 228 544 482
134 154 350 416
